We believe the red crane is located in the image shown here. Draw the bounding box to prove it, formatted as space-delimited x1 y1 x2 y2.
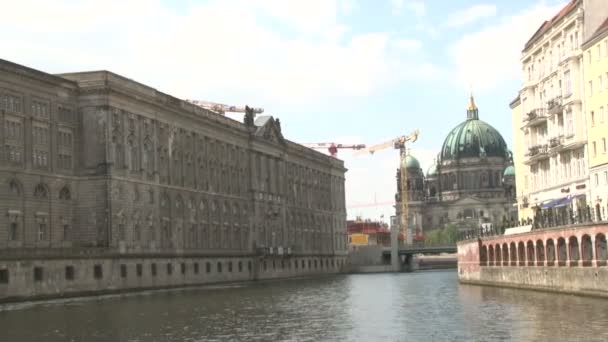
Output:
301 143 366 158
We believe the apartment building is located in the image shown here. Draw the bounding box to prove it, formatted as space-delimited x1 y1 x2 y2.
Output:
583 18 608 212
513 0 589 218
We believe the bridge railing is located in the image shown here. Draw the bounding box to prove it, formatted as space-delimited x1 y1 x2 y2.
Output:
457 204 608 242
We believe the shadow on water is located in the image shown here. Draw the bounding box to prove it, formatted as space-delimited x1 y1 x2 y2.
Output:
0 270 607 342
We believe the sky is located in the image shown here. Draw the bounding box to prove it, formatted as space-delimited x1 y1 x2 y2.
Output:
1 0 568 224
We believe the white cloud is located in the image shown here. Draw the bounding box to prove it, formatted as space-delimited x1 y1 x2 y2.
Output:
449 1 567 91
391 0 426 17
0 0 440 111
444 4 497 28
393 38 423 51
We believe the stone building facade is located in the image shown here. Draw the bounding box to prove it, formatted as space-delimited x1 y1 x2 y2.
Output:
0 59 348 302
396 96 517 239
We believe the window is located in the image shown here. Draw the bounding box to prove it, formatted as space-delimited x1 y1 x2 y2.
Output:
121 264 127 278
217 262 222 273
598 45 601 61
167 263 173 275
9 222 18 241
38 222 47 241
592 111 596 125
589 81 593 96
248 261 252 272
136 264 143 277
564 70 571 95
62 224 69 241
180 263 186 275
228 261 233 273
603 138 607 153
151 263 157 276
604 171 608 185
593 141 597 157
34 267 43 282
206 262 211 273
65 266 75 280
0 269 8 284
595 173 599 186
238 261 243 272
94 265 103 279
601 107 605 123
59 187 71 200
194 262 199 274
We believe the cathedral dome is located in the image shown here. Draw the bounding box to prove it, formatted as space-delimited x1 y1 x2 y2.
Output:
503 165 515 177
401 154 420 170
440 95 509 161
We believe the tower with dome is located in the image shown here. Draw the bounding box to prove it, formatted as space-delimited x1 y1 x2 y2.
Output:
395 96 517 240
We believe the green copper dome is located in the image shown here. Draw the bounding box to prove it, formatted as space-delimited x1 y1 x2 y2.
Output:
503 165 515 177
440 97 509 161
401 155 420 170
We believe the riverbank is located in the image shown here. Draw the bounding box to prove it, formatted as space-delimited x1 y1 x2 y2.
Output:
457 221 608 298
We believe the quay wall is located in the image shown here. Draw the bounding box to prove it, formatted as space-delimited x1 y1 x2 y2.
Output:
0 254 347 303
457 222 608 297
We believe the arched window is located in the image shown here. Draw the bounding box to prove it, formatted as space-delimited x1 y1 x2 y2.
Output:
59 186 71 200
34 183 48 199
8 179 21 196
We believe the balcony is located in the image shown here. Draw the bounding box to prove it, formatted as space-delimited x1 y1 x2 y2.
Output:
549 135 564 149
523 108 547 126
525 144 549 163
547 96 563 114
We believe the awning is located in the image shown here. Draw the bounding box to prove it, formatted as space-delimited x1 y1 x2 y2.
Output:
541 194 585 209
541 198 563 209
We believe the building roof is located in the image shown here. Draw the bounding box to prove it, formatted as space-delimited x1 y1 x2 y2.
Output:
427 162 438 177
523 0 578 51
503 165 515 177
583 16 608 48
440 100 509 161
401 154 421 170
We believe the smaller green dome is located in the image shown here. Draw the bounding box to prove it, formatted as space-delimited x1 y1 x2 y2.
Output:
401 155 420 170
427 163 437 177
503 166 515 177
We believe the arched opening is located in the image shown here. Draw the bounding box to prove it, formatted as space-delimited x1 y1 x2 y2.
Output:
581 234 593 267
495 244 502 266
557 238 567 266
518 241 525 266
568 236 580 266
479 246 488 266
596 234 607 266
34 183 49 199
536 239 545 266
510 242 517 266
526 241 535 266
59 186 71 200
546 239 556 266
488 245 494 266
502 243 509 266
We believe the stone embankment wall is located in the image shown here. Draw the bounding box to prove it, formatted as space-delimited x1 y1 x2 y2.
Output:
457 223 608 297
0 255 347 303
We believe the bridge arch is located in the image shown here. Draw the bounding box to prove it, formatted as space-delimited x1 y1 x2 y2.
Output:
536 239 545 266
517 241 525 266
581 234 593 267
509 242 517 266
526 240 535 266
495 244 501 266
557 238 567 266
488 245 494 266
480 245 488 266
568 236 580 266
502 243 509 266
596 233 607 266
546 239 556 266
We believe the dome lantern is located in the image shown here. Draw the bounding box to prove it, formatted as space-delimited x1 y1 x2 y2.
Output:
467 93 479 120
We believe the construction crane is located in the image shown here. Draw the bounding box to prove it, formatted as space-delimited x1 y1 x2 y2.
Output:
355 130 420 267
186 99 264 116
302 143 366 158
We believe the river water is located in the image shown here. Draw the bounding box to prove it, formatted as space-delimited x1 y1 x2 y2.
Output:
1 270 607 342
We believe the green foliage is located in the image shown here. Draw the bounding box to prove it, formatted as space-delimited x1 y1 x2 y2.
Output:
424 224 457 245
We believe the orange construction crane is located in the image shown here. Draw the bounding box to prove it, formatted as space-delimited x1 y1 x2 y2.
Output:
302 143 366 158
355 130 420 250
186 99 264 116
